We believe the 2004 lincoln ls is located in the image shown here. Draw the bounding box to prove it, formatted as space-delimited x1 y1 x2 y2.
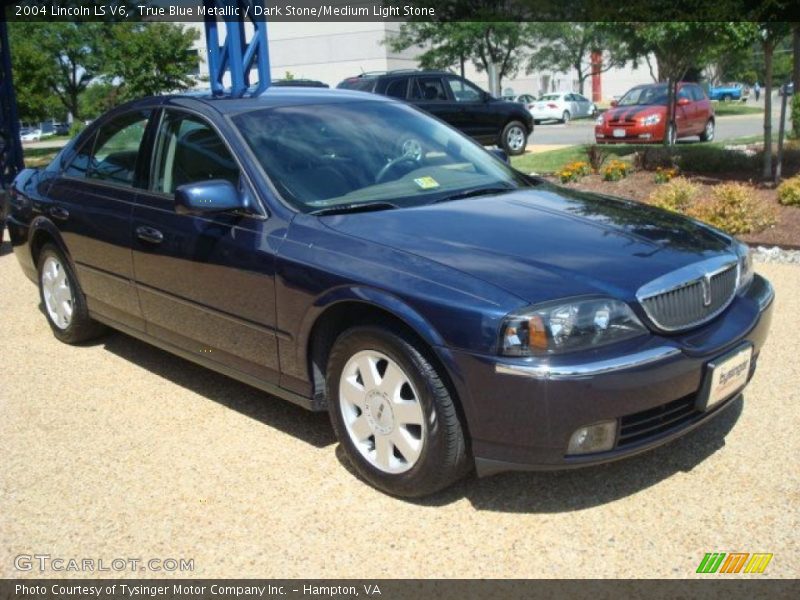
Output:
6 88 773 497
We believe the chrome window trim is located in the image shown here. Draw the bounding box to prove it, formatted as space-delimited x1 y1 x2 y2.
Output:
636 254 739 332
495 346 682 380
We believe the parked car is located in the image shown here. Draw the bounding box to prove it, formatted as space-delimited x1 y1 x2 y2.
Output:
595 82 715 144
19 127 41 143
529 92 597 124
708 82 747 102
503 93 536 106
778 82 795 96
7 89 773 497
39 121 56 138
54 122 70 136
337 70 534 155
270 78 329 88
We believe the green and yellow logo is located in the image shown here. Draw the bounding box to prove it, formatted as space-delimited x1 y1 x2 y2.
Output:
697 552 773 574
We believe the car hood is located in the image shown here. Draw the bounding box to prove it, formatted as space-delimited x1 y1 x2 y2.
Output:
321 186 733 305
604 105 665 122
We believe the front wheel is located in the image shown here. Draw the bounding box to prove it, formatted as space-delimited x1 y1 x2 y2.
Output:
327 325 470 497
37 243 105 344
699 119 715 142
500 120 528 156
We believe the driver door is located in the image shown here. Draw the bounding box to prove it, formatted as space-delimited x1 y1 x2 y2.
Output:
131 109 282 384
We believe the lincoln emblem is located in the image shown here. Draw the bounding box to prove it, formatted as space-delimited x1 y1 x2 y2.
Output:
701 274 713 307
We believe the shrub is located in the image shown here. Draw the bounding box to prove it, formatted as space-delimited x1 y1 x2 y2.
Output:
674 145 758 174
585 145 609 171
68 121 85 138
601 159 632 181
635 146 675 171
649 177 699 212
654 166 679 184
777 175 800 206
557 160 591 183
791 94 800 139
690 183 777 235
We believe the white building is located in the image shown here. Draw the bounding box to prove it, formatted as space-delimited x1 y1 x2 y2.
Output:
186 21 653 101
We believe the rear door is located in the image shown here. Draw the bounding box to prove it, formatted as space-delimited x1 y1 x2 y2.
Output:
131 108 282 384
46 109 153 331
409 75 464 133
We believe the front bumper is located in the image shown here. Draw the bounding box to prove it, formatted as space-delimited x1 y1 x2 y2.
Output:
449 274 774 476
595 122 666 143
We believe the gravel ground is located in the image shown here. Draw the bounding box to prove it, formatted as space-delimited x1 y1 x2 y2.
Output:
0 240 798 579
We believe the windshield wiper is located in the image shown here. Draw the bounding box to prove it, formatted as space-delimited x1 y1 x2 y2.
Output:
309 201 398 216
434 186 516 204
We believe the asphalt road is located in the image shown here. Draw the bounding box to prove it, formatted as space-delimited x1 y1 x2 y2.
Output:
531 101 790 146
0 242 798 579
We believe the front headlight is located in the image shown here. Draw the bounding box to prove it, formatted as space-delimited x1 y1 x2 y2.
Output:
735 241 754 292
641 114 662 126
595 115 604 126
500 297 647 356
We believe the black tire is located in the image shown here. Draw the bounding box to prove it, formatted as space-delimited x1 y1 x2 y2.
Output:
699 119 715 142
561 110 571 124
326 325 470 497
37 243 105 344
499 120 528 156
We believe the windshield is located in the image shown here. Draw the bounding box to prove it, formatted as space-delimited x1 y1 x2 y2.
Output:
231 100 529 213
618 85 668 106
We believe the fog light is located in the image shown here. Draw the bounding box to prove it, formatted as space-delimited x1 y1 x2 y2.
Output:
567 420 617 455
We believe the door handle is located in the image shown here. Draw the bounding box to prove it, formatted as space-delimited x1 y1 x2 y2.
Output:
135 226 163 244
49 206 69 221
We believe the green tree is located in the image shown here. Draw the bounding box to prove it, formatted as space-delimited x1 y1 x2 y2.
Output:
526 23 628 96
101 23 200 102
386 22 532 95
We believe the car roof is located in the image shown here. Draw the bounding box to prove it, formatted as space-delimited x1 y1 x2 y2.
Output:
108 86 395 116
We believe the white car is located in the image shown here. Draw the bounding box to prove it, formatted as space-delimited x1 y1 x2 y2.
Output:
529 92 597 124
20 127 42 142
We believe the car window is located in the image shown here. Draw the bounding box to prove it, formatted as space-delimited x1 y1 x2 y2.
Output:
410 77 448 102
232 100 529 213
63 132 97 179
152 111 239 194
83 110 149 187
690 85 706 101
539 94 560 101
445 76 483 102
677 87 691 101
575 94 589 102
385 78 409 99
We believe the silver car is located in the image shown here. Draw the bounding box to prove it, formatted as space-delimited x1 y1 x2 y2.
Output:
530 92 597 124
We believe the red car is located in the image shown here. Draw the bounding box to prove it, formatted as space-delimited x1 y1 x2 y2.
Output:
595 82 715 144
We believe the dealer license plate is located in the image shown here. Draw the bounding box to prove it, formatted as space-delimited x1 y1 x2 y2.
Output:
702 345 752 411
613 128 626 138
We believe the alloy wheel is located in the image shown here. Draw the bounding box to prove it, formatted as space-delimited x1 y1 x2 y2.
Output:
339 350 426 474
505 126 526 153
41 255 74 330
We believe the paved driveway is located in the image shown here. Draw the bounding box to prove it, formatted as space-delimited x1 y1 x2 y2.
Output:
0 242 797 578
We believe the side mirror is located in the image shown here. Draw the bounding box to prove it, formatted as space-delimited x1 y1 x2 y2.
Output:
610 99 618 107
175 179 249 216
677 97 691 106
490 148 510 163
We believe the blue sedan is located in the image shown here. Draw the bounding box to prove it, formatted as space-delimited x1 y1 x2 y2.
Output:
6 88 773 497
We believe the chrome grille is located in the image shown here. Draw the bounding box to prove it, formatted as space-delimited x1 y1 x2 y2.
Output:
637 256 739 332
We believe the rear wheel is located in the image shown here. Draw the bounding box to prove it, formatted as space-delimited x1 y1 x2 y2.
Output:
500 120 528 156
327 325 470 497
699 119 715 142
561 110 571 124
37 244 105 344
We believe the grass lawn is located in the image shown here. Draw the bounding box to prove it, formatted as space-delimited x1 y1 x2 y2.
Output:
712 102 763 117
23 147 60 168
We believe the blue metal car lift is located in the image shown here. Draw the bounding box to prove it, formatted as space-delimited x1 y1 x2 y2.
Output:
203 0 271 97
0 21 24 186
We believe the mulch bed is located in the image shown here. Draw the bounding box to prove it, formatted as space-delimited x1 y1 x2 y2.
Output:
545 170 800 248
